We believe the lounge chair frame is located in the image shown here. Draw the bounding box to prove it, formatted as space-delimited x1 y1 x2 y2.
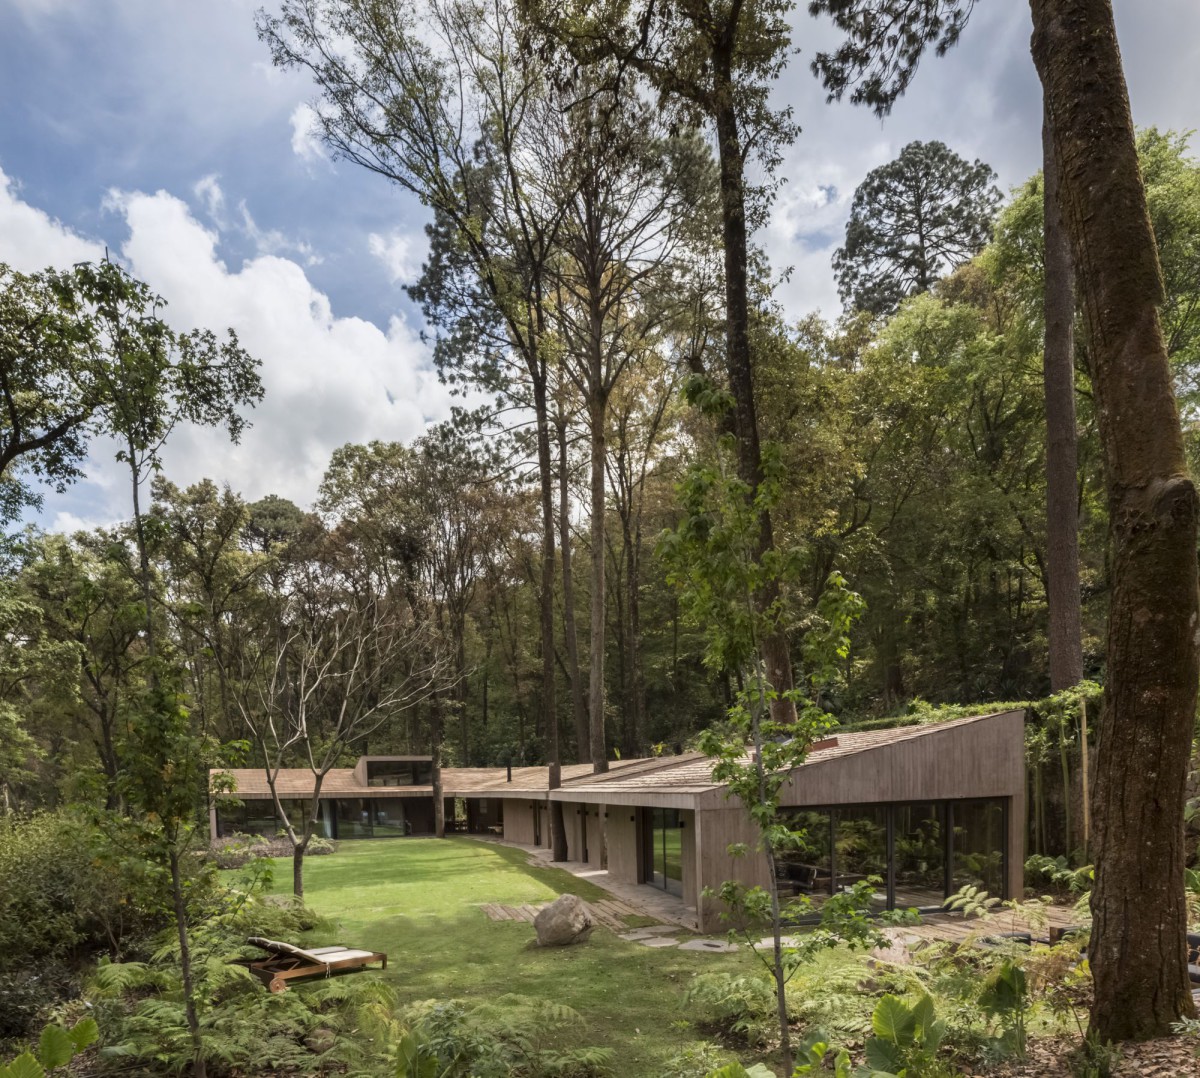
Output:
237 937 387 993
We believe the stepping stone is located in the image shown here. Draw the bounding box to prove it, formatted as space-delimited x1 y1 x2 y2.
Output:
752 936 799 949
637 936 681 948
679 938 738 953
619 924 682 940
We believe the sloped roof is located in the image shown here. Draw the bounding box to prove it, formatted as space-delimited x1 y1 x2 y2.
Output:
216 712 1022 805
220 758 648 799
547 711 1023 803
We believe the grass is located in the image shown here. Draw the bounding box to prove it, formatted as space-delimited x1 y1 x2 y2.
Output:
254 837 759 1074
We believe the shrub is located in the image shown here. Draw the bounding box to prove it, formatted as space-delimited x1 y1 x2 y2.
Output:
0 811 164 1038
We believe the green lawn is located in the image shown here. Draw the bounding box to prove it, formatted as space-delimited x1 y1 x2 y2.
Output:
259 837 757 1074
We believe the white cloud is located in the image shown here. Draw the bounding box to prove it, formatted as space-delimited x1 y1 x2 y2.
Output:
194 174 228 227
289 103 327 163
0 166 104 270
368 229 420 284
2 172 451 525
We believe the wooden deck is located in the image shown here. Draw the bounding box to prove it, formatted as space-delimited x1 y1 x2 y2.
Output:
479 898 647 933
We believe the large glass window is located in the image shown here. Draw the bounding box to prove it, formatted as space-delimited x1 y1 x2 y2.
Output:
647 808 684 896
366 760 433 786
834 807 889 911
778 809 833 904
335 798 374 838
771 797 1007 917
952 800 1006 897
372 799 409 837
892 803 946 910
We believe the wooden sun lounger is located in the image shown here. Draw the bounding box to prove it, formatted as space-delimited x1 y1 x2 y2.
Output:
237 936 387 993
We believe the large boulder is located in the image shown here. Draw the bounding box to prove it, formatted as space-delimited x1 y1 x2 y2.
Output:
534 893 594 947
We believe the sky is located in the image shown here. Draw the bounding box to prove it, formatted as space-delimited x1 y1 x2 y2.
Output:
2 0 1199 532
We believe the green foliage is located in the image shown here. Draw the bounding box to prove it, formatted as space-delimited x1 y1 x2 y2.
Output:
0 811 165 1037
702 1063 776 1078
0 1018 98 1078
943 885 999 919
376 995 614 1078
832 140 1000 315
1025 855 1093 895
978 958 1028 1058
791 1035 853 1076
86 880 379 1077
685 974 779 1047
861 993 951 1078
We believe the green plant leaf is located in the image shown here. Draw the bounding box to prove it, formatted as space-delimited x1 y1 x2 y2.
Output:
67 1018 99 1053
37 1026 73 1070
3 1055 45 1078
863 1037 904 1074
871 994 916 1046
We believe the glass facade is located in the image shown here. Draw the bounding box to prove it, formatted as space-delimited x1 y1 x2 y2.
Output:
216 797 426 839
777 797 1008 914
646 808 684 896
366 760 434 786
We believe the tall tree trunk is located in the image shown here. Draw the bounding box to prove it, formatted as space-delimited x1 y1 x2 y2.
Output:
711 70 795 721
1031 0 1200 1040
533 372 568 860
557 414 590 761
1041 104 1085 693
432 695 445 838
588 393 608 772
170 849 206 1078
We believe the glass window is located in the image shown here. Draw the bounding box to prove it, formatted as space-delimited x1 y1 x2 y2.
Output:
952 799 1006 898
335 798 373 838
892 803 946 909
372 799 408 837
834 807 888 911
647 808 684 896
366 760 433 786
778 809 833 904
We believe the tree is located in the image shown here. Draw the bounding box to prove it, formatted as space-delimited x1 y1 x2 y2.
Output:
1031 0 1200 1040
260 0 573 857
80 259 262 1078
529 0 802 721
232 545 443 895
834 140 1000 315
545 71 687 770
0 264 112 523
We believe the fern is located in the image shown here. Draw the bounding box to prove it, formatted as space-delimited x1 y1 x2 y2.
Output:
944 884 1000 919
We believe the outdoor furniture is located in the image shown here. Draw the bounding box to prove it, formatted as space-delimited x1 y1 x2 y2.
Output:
238 936 387 993
1188 933 1200 984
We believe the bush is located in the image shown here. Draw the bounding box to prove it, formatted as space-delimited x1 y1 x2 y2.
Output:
208 833 337 869
0 811 164 1038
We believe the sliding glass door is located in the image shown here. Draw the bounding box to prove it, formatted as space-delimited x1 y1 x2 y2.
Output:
645 808 683 896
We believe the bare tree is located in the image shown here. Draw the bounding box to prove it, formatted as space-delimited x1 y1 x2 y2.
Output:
233 556 444 897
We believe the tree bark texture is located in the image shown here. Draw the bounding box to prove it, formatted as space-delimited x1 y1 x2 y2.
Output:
170 849 207 1078
1041 105 1085 693
589 392 609 772
1031 0 1200 1040
712 72 796 721
533 373 568 860
557 416 590 762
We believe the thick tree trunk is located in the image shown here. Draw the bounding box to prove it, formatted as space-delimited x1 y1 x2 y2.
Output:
1031 0 1200 1040
557 414 590 761
712 74 796 721
533 373 568 860
588 394 608 772
1041 105 1085 693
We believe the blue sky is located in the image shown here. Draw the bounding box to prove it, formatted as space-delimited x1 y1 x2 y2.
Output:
2 0 1198 529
